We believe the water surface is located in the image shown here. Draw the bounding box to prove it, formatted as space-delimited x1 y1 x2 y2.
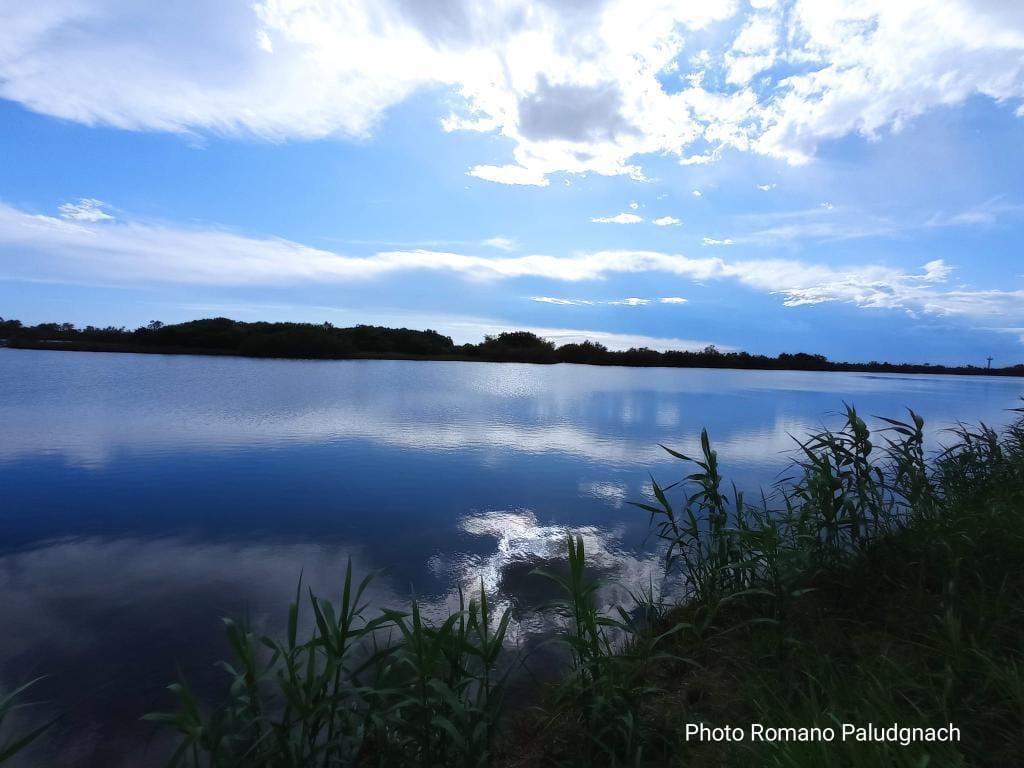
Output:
1 348 1021 766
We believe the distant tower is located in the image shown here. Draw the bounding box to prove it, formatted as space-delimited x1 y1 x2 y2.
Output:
987 356 994 369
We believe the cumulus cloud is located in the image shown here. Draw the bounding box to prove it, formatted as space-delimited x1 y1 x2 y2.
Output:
724 9 780 85
756 183 776 191
653 216 681 226
58 198 113 222
750 2 1024 164
516 77 635 144
591 213 644 224
2 2 1022 181
692 190 703 197
1 201 1021 324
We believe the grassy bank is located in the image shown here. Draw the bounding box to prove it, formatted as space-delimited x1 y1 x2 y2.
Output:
5 404 1023 766
510 406 1024 767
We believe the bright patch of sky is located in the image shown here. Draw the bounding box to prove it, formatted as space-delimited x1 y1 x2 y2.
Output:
1 0 1024 363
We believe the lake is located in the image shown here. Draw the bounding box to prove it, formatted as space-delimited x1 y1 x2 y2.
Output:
1 347 1022 766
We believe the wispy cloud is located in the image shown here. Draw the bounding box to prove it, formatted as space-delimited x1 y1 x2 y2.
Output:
660 297 688 304
653 216 681 227
756 183 776 192
481 236 518 251
924 199 1024 229
501 326 733 352
702 237 734 246
591 213 644 224
531 296 651 307
531 296 594 306
58 198 113 222
738 199 1024 245
2 201 1021 325
608 297 649 306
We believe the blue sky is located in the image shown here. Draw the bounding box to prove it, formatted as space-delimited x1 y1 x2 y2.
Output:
1 0 1023 364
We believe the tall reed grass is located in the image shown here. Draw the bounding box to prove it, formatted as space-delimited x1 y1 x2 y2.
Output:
0 677 53 764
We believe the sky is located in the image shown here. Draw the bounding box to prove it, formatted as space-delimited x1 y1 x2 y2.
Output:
1 0 1023 365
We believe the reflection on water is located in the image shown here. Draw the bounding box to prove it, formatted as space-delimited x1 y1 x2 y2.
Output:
0 348 1022 766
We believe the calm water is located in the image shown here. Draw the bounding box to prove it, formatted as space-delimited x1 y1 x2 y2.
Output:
1 348 1022 765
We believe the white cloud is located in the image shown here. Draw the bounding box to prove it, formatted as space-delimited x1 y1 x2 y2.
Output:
58 198 113 222
628 201 640 210
660 296 689 304
1 201 1021 325
256 29 274 54
482 236 518 251
511 326 732 352
468 164 550 187
608 297 650 306
591 213 644 224
921 259 954 283
756 183 776 191
702 237 735 246
531 296 594 306
0 0 732 184
692 189 703 197
2 1 1021 182
751 1 1024 164
532 296 651 307
944 211 996 227
925 200 1024 229
653 216 681 226
724 9 780 85
740 199 1024 245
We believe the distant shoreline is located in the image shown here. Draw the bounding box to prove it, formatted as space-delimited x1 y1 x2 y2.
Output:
6 337 1024 378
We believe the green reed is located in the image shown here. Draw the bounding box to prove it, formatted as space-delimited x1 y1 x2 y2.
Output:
0 677 54 765
144 560 512 768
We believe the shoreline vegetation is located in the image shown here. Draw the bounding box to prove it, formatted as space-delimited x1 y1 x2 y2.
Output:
2 316 1022 376
7 404 1022 766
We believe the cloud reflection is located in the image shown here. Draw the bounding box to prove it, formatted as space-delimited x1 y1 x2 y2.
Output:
2 353 1018 471
0 509 664 766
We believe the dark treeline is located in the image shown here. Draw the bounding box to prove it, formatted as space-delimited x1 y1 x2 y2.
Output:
2 316 1022 376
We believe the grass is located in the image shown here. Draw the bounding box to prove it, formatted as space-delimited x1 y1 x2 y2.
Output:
142 560 513 767
7 402 1024 766
0 678 54 764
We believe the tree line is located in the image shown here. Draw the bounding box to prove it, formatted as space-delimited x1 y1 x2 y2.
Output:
1 316 1021 375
